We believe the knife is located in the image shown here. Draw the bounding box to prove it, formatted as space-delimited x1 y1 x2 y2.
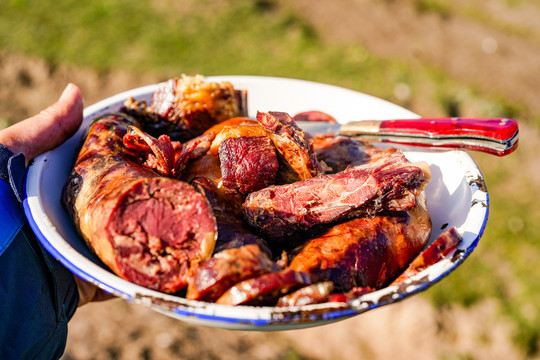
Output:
296 117 519 156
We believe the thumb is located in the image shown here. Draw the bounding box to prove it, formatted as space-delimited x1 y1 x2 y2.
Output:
0 83 83 163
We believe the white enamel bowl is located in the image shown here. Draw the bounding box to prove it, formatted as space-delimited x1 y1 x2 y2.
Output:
24 76 488 331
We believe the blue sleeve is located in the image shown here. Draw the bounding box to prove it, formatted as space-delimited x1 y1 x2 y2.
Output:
0 145 79 359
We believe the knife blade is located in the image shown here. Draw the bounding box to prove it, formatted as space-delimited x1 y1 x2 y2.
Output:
296 117 519 156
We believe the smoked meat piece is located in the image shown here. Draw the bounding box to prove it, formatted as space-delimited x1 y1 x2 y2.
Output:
216 269 311 306
190 177 272 256
219 136 279 194
311 134 397 173
243 150 430 247
186 245 280 302
121 75 248 141
257 111 323 183
276 281 334 307
62 114 217 293
289 192 432 291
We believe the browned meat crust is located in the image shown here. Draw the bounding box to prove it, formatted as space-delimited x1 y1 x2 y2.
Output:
62 114 216 293
257 111 324 183
216 269 311 306
121 75 248 141
276 281 334 307
243 150 431 248
289 192 432 291
186 245 280 302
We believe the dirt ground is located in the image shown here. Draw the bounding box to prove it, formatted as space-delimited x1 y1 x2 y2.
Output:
1 1 539 359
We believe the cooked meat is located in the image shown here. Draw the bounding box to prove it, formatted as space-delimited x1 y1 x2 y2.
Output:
207 118 265 156
292 110 337 123
216 269 311 306
121 75 248 141
186 245 280 302
257 111 324 183
243 150 431 248
62 114 216 293
289 192 432 291
311 134 397 173
123 125 177 176
327 287 375 303
390 227 461 285
276 281 334 307
182 119 266 216
190 177 272 257
64 75 442 306
219 136 279 194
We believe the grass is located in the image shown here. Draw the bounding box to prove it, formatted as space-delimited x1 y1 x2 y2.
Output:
1 0 538 356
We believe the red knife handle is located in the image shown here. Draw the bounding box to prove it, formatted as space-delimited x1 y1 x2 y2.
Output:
378 118 518 142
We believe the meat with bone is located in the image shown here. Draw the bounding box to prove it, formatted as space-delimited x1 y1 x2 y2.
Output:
219 136 279 194
289 192 432 291
121 75 248 141
186 244 281 302
62 114 216 293
216 269 311 306
243 149 431 248
257 111 324 183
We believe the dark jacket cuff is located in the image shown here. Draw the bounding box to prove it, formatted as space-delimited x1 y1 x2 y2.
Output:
0 144 26 203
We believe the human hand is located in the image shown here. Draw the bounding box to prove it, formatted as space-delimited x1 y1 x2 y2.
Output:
0 83 114 306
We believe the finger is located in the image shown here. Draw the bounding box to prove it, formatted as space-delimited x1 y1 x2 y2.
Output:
73 275 115 307
0 83 83 162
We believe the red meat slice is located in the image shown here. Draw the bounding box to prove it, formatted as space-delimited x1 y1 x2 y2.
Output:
186 245 281 302
243 150 431 247
216 269 311 306
219 136 279 194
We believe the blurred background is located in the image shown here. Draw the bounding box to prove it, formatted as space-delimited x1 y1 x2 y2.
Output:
1 0 539 359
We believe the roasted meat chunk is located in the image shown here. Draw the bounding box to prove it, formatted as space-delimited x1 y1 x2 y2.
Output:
219 136 279 194
390 227 461 285
191 177 272 256
289 192 432 291
257 111 324 183
121 75 248 141
276 281 334 307
62 114 216 293
243 150 431 248
216 269 311 306
311 134 398 173
186 245 281 302
206 117 264 156
123 125 177 177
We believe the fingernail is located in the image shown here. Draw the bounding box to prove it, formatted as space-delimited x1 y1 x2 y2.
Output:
59 83 76 102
